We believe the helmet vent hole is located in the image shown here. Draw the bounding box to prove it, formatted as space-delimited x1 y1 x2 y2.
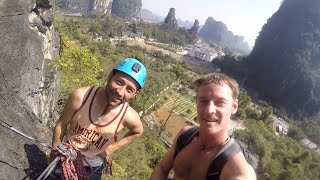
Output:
132 63 141 73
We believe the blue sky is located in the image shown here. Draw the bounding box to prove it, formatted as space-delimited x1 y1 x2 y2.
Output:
142 0 282 47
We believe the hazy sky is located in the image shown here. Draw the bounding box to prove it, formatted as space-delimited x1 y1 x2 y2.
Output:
142 0 282 47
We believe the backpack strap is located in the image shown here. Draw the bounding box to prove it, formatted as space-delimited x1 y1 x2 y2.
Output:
207 138 241 180
174 126 200 159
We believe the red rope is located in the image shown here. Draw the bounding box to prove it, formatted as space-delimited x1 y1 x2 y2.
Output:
56 143 90 180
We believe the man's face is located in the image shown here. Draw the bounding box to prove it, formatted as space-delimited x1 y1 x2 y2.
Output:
196 83 238 134
105 71 140 107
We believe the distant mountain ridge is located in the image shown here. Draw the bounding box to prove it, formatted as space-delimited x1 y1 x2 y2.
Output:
140 9 194 28
141 9 250 53
199 17 250 53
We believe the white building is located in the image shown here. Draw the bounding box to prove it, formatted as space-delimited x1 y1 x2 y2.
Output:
187 46 218 62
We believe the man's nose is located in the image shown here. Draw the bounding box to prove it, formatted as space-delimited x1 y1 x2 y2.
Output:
116 86 125 98
207 101 216 114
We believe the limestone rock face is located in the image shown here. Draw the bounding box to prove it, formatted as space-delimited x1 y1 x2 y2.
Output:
0 85 52 179
60 0 113 15
0 0 60 124
90 0 113 14
199 17 250 54
163 8 178 29
111 0 142 20
188 19 200 35
0 0 59 178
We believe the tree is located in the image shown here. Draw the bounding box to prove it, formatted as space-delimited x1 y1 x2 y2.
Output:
261 106 273 121
50 36 103 100
172 64 185 80
287 125 306 141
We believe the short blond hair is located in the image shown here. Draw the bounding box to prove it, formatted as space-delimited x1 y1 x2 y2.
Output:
194 73 239 99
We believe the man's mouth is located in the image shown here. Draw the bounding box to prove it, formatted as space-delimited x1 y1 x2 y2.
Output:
205 118 218 122
111 92 122 102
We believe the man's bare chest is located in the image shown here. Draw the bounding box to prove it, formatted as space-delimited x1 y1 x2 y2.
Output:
173 139 219 179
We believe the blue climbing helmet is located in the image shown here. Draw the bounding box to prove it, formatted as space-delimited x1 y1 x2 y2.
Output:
113 58 147 88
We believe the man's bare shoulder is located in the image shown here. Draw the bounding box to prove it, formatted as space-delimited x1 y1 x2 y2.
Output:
122 105 142 129
221 152 256 180
171 125 196 147
71 86 92 99
67 86 92 108
124 105 140 121
178 125 195 135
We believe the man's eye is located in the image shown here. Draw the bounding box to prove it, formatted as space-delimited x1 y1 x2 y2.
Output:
127 88 133 93
215 101 225 106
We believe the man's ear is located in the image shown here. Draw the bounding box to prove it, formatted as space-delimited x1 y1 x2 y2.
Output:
232 99 238 114
135 89 141 96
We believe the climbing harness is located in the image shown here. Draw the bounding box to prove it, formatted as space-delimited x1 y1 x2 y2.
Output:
56 143 90 180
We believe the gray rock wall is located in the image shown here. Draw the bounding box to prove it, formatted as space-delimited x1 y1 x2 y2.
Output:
0 86 53 179
0 0 60 124
0 0 59 178
60 0 113 14
90 0 113 14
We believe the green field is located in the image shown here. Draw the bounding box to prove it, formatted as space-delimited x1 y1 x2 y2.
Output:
163 90 197 121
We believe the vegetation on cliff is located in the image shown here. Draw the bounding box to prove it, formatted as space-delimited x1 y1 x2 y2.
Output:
245 0 320 119
111 0 142 20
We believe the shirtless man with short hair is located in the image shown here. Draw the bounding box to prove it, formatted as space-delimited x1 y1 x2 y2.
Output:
151 73 256 180
52 58 147 179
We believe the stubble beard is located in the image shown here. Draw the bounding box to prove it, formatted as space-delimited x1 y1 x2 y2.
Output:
199 116 224 134
105 86 124 107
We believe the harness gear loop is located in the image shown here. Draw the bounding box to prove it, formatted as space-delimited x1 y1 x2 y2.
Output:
56 143 90 180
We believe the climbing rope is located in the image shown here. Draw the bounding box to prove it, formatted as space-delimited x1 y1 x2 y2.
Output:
56 143 90 180
104 153 113 176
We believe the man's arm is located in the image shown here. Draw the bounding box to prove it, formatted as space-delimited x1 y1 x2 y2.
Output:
220 152 256 180
150 145 175 180
150 126 193 180
102 107 143 155
52 88 86 148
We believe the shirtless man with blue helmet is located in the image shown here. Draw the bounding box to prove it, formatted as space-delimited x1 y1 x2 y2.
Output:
52 58 147 179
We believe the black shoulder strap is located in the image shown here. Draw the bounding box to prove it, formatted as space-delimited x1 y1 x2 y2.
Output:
207 139 241 180
174 126 200 159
